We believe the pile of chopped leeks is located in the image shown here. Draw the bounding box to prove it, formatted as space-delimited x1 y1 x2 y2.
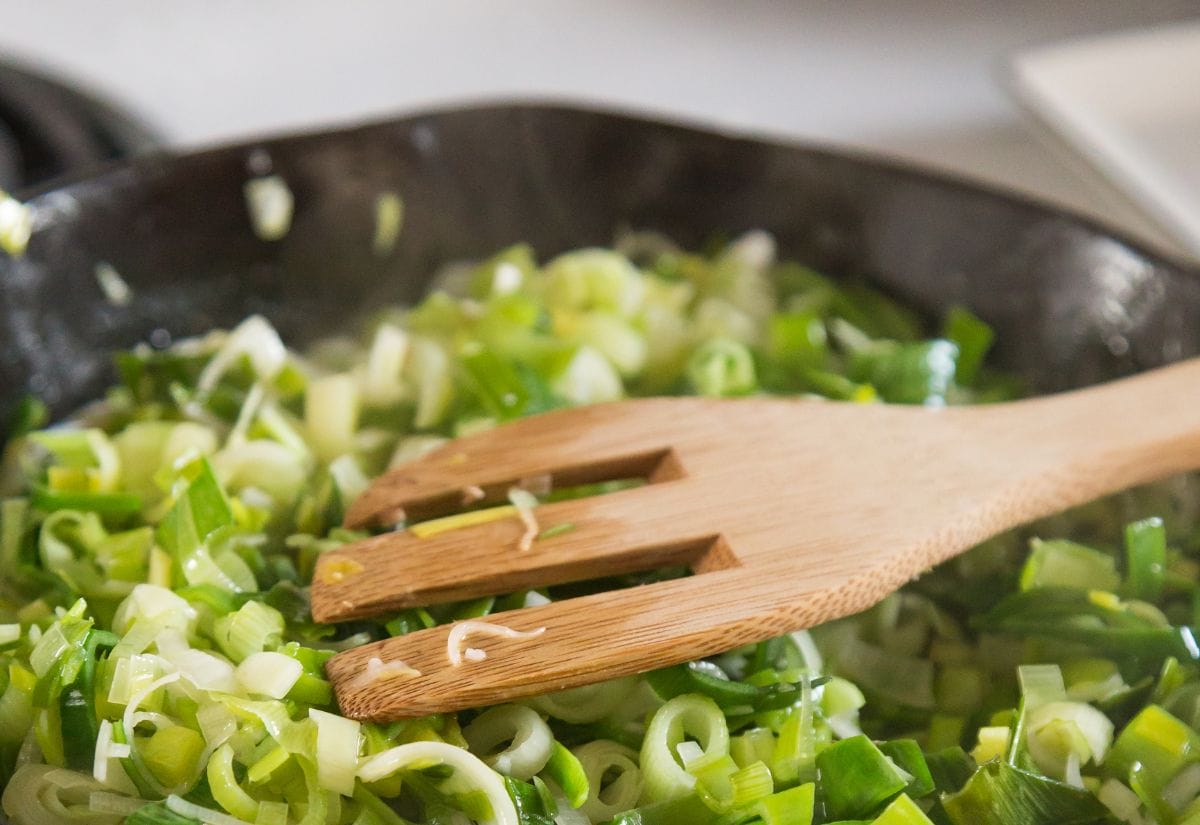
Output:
1 229 1198 825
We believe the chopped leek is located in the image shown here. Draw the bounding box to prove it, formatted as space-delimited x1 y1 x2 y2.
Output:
2 232 1199 825
639 695 729 802
1125 517 1167 602
572 740 639 820
1019 538 1120 593
310 708 361 796
942 306 994 385
243 175 293 241
941 760 1109 825
463 704 554 780
0 188 33 257
814 734 909 820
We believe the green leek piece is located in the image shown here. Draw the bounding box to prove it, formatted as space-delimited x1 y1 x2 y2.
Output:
1107 704 1200 791
59 628 117 770
385 608 436 637
1063 658 1125 703
726 760 773 808
125 801 204 825
30 485 142 516
353 782 412 825
30 599 93 708
33 702 64 767
815 735 909 820
1018 664 1067 709
502 776 555 825
1006 664 1067 768
156 457 234 585
971 727 1011 765
461 347 534 421
978 587 1200 663
879 740 934 800
772 678 827 784
567 313 648 378
835 283 925 342
142 725 205 789
110 719 161 798
925 715 966 753
468 244 537 300
0 664 36 749
1125 518 1166 602
873 793 935 825
212 600 284 663
847 339 959 405
288 672 334 706
941 306 994 386
822 677 867 718
542 741 589 808
941 761 1109 825
731 728 777 771
768 311 827 372
0 498 32 586
5 395 47 441
38 510 152 599
1128 761 1175 825
640 694 729 802
924 747 976 795
751 782 815 825
207 742 260 821
449 596 497 621
935 663 986 714
646 662 765 710
606 793 719 825
687 338 757 397
1151 656 1189 707
1019 539 1120 593
688 751 739 810
648 690 729 801
570 739 641 821
801 368 877 402
543 248 644 318
248 743 290 784
826 632 935 710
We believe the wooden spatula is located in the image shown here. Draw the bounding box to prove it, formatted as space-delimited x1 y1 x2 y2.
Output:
314 359 1200 721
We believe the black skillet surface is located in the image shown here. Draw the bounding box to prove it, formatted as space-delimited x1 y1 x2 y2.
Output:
0 59 158 192
1 102 1198 434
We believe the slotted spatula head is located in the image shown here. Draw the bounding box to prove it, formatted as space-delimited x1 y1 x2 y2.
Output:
316 359 1200 721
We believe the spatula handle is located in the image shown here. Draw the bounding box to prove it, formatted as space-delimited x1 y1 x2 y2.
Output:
1002 357 1200 497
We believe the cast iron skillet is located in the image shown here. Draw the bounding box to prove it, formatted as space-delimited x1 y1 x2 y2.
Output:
0 60 158 191
2 102 1199 438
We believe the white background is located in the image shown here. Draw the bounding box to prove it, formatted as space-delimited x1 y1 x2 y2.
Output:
1 0 1196 255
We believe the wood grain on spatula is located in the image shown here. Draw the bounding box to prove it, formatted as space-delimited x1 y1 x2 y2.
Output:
316 361 1200 721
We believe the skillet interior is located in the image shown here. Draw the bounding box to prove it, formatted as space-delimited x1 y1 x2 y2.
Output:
1 102 1198 433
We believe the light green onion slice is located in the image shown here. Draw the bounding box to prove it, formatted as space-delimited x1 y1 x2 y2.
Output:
357 741 518 825
309 708 360 796
527 677 637 724
243 175 293 242
639 694 729 803
0 188 33 257
372 192 404 257
463 704 553 780
573 740 643 821
206 743 260 822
